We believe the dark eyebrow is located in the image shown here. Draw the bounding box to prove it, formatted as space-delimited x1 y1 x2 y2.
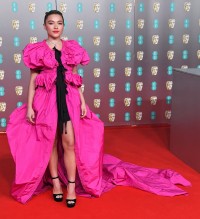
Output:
47 20 63 23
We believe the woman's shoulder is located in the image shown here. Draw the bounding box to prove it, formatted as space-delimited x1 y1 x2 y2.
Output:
23 40 48 54
62 39 84 52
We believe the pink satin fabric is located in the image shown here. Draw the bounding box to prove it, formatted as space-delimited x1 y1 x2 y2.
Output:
7 40 191 203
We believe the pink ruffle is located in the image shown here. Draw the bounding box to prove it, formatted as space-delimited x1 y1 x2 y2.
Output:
35 73 57 91
65 72 82 87
23 42 57 70
61 40 90 66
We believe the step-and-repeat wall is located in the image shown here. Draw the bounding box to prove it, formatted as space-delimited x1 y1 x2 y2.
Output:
0 0 199 131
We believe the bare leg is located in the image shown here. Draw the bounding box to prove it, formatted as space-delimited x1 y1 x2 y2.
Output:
62 121 76 200
49 133 63 196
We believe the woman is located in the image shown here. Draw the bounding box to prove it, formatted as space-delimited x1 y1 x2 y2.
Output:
7 10 191 207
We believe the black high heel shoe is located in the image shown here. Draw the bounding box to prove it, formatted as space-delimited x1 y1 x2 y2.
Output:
66 180 76 208
51 176 63 202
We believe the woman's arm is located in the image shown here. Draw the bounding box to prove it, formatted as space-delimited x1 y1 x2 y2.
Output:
73 66 87 118
26 69 38 123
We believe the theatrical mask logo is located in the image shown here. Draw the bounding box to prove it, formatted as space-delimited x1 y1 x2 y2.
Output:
153 2 160 13
0 102 6 112
181 65 188 69
183 34 189 44
138 19 144 29
197 50 200 59
166 81 173 90
12 20 20 30
93 3 100 13
14 54 21 64
15 86 23 95
137 51 144 61
125 67 132 77
28 3 36 12
184 2 191 12
93 68 101 78
93 36 101 46
136 82 143 91
124 98 131 107
0 70 5 80
152 35 159 44
167 50 174 60
77 20 84 30
109 83 116 92
109 19 116 30
150 96 157 105
165 110 171 120
168 19 175 28
60 3 67 13
61 36 68 41
0 37 2 47
109 52 116 61
30 37 37 44
125 3 133 13
136 112 142 121
80 84 84 93
199 19 200 27
108 113 115 122
125 36 132 45
94 99 101 108
151 66 158 75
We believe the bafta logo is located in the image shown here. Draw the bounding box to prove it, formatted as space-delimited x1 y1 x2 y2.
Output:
150 96 157 105
30 37 37 44
167 50 174 60
137 51 144 61
184 2 191 12
182 34 189 44
138 19 144 29
168 19 175 29
14 54 21 64
60 3 67 13
197 50 200 59
109 20 116 30
181 65 188 69
0 70 5 80
93 3 100 13
77 20 84 30
125 36 132 45
124 98 131 107
125 3 133 13
109 83 116 92
165 110 171 120
166 81 173 90
109 52 116 61
136 82 143 91
93 36 101 46
108 113 115 122
15 86 23 95
151 66 158 75
153 2 160 13
28 3 36 12
0 102 6 112
0 37 2 47
93 68 101 78
94 99 101 108
12 20 20 30
136 112 142 121
152 35 159 44
61 36 68 41
125 67 132 77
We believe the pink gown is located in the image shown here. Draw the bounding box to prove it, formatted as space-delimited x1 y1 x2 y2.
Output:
6 40 191 204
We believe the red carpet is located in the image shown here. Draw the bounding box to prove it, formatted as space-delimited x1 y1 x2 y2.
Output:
0 126 200 219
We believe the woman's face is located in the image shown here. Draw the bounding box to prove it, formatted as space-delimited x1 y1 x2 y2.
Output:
44 14 64 39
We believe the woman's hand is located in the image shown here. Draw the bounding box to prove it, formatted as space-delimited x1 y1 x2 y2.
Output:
80 103 87 118
26 107 35 124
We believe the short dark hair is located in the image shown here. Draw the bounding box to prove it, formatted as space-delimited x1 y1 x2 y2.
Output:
44 10 64 24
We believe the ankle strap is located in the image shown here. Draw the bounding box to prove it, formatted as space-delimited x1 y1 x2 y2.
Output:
52 176 59 179
68 179 75 183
